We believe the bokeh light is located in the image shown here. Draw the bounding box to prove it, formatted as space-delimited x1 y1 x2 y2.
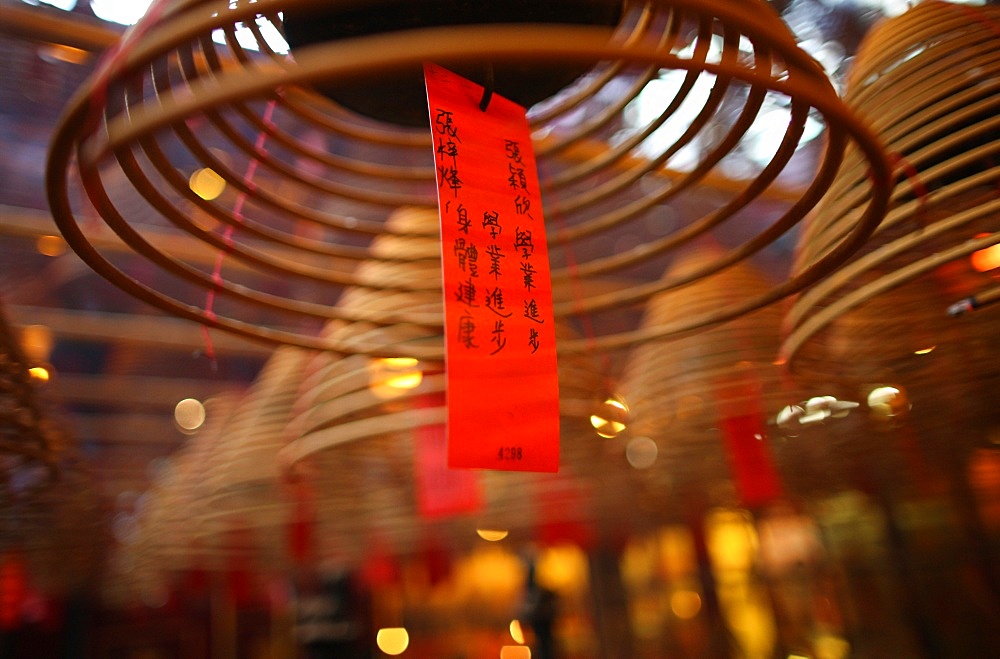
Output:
174 398 206 433
376 627 409 655
591 396 629 438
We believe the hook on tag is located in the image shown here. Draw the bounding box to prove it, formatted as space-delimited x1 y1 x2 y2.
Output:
479 64 495 111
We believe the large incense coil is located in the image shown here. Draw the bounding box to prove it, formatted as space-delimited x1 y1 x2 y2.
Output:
780 2 1000 448
121 393 240 591
47 0 891 359
280 207 604 564
782 1 1000 371
191 347 312 563
619 246 789 500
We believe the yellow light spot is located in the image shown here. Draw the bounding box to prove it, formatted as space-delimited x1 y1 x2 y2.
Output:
509 619 526 645
189 168 227 201
500 646 531 659
36 235 66 257
670 590 702 619
28 366 50 382
476 527 509 542
368 357 423 399
375 627 409 655
174 398 206 432
591 397 629 438
913 346 935 355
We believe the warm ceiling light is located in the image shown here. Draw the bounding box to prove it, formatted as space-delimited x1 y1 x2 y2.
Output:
375 627 409 655
188 167 226 201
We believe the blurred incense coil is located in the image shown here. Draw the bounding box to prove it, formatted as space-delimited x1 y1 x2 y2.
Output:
47 0 891 358
619 247 790 506
780 2 1000 443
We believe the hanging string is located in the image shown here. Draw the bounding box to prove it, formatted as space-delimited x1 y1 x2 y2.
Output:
543 178 613 388
201 98 280 369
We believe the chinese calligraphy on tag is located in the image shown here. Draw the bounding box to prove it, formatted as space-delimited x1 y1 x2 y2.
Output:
425 62 560 473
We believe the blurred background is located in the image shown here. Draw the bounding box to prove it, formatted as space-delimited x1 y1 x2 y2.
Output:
1 0 1000 657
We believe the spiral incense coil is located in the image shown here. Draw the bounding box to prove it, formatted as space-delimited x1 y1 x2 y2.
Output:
123 392 239 584
47 0 890 358
279 207 604 563
781 2 1000 416
620 246 789 500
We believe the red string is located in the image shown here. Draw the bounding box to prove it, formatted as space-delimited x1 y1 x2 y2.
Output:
200 98 279 368
543 182 614 387
889 152 930 222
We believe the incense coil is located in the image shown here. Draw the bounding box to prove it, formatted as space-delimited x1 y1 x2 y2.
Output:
280 207 604 563
619 247 790 504
780 2 1000 436
47 0 890 358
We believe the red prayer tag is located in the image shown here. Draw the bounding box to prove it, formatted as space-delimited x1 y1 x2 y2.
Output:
425 62 560 472
415 420 483 518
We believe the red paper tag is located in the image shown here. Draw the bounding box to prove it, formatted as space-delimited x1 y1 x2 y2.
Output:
716 373 783 508
415 400 483 517
425 62 560 472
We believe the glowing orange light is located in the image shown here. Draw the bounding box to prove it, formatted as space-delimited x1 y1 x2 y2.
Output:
971 239 1000 272
28 367 50 382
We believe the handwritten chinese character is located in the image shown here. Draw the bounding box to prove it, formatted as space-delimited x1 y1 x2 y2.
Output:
433 109 460 138
486 244 505 280
521 261 537 291
465 243 479 277
505 140 523 163
439 165 462 195
456 204 470 234
508 163 528 191
514 227 534 258
524 298 545 324
437 136 459 158
482 210 501 238
485 287 513 318
514 195 533 219
528 327 540 353
455 279 478 307
490 319 507 355
458 314 478 349
453 238 468 271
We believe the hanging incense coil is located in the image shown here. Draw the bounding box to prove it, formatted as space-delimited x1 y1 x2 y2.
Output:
619 246 791 508
47 0 891 359
279 207 605 563
119 392 240 595
780 2 1000 444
